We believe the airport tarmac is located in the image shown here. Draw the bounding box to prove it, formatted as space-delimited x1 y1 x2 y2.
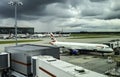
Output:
0 37 119 77
60 54 116 75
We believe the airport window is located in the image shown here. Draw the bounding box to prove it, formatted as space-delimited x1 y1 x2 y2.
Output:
0 27 34 34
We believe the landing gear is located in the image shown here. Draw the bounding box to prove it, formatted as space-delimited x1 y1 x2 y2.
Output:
101 53 104 57
69 49 79 55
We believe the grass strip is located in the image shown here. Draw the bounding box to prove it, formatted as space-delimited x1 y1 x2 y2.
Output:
0 39 41 44
69 34 120 39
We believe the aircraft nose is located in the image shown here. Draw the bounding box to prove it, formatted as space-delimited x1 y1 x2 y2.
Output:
109 48 113 52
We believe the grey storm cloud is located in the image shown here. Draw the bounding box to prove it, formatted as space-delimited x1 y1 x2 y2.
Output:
105 11 120 19
1 0 120 20
90 0 107 2
20 0 64 14
0 0 64 19
104 0 120 19
81 9 102 16
110 0 120 11
0 0 120 32
69 24 83 28
64 23 84 28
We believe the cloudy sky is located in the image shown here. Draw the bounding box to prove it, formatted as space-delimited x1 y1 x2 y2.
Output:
0 0 120 32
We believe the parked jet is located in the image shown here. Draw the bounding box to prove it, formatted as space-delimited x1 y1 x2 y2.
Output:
49 33 113 55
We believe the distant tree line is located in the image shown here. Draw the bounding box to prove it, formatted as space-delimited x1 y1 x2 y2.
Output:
70 32 120 34
35 31 120 35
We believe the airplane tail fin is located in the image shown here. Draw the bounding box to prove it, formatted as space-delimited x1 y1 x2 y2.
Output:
49 33 57 45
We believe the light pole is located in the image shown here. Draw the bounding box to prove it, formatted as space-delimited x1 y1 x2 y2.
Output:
8 1 23 46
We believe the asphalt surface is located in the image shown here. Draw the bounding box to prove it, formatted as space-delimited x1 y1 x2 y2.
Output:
60 54 115 75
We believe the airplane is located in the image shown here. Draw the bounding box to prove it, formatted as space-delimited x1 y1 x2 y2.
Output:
49 33 113 56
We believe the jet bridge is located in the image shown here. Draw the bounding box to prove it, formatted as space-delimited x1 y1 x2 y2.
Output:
32 56 107 77
3 44 60 77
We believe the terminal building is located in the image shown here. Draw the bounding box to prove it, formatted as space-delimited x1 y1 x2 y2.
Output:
0 27 34 34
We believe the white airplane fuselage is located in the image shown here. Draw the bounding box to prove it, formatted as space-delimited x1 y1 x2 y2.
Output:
51 41 113 53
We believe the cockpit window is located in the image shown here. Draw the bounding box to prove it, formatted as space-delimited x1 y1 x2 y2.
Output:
105 47 109 48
